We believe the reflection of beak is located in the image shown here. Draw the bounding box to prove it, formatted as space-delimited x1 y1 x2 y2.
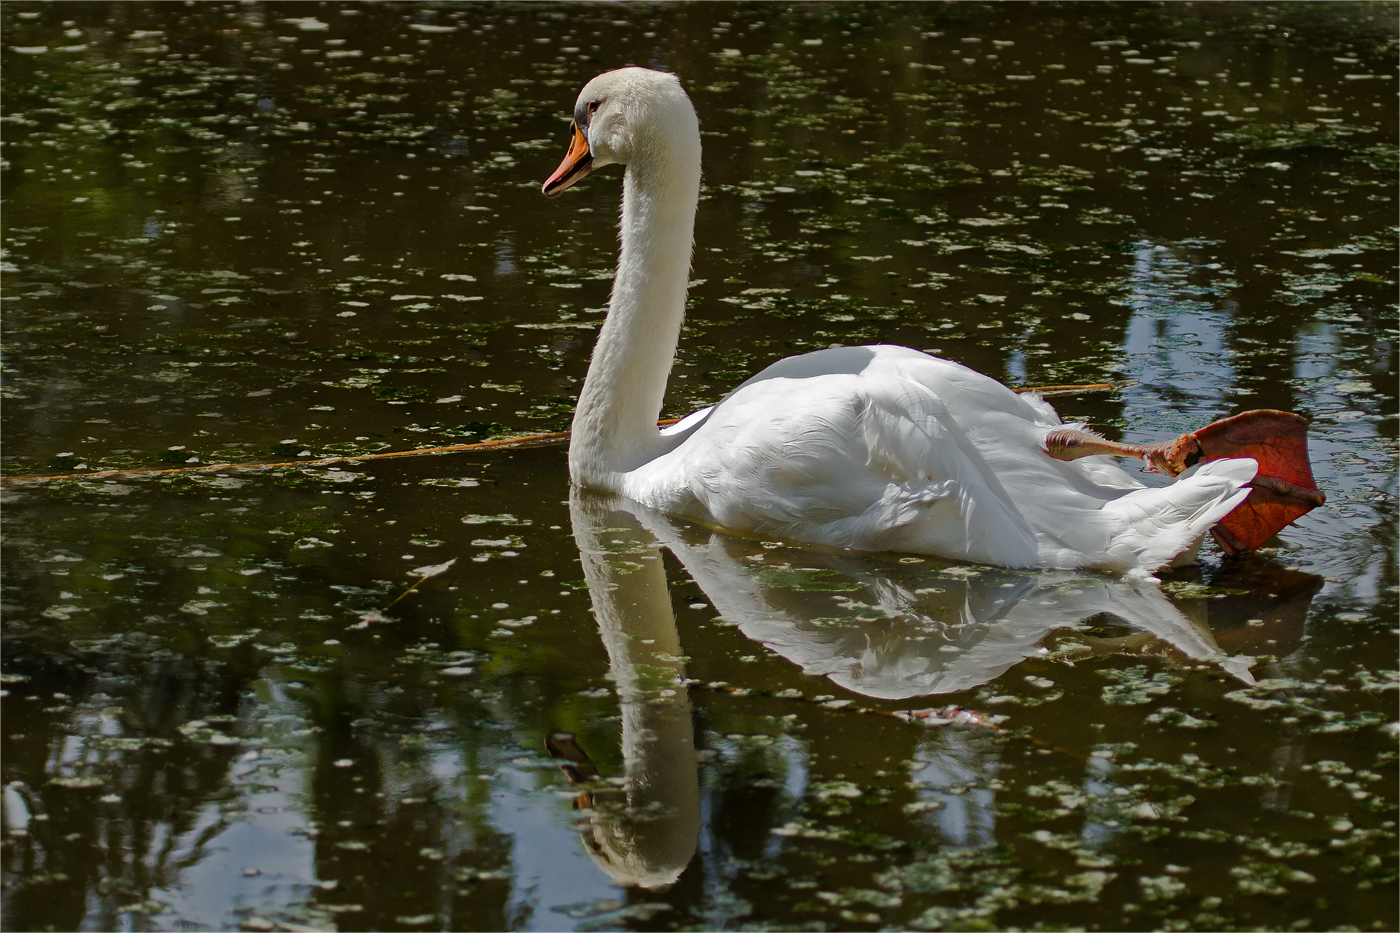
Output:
542 122 593 197
546 732 599 811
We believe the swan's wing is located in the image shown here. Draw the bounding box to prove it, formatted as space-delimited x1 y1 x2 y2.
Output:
632 346 1254 572
635 348 1050 566
659 405 713 437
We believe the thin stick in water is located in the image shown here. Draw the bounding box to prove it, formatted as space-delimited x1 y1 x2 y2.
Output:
0 381 1135 485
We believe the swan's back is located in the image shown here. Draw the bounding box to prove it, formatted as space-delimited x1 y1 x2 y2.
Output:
626 346 1254 571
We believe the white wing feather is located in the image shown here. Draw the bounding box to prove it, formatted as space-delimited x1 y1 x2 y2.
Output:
623 346 1254 573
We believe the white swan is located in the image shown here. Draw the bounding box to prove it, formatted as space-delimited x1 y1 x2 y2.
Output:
541 68 1317 573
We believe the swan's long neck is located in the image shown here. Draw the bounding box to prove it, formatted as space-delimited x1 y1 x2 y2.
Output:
570 140 700 488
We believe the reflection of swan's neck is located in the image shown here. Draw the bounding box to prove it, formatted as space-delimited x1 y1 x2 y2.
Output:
569 490 701 889
570 142 701 488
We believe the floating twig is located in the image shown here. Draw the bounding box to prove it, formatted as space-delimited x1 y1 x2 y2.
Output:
1015 380 1137 398
1 382 1135 485
1 429 582 485
350 558 458 629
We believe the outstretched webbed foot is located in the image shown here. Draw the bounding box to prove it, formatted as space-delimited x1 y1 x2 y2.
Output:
1044 410 1324 555
1187 410 1325 554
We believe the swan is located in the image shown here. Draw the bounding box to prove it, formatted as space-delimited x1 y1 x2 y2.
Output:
541 67 1322 574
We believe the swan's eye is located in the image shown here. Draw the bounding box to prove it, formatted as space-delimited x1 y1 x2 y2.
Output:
587 99 602 114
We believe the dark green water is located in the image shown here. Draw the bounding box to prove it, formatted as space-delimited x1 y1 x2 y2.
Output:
2 2 1396 930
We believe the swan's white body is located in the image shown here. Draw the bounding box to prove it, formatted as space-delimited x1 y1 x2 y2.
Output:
553 68 1256 573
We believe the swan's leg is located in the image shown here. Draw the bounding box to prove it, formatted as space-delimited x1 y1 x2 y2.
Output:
1042 428 1192 474
1045 411 1325 555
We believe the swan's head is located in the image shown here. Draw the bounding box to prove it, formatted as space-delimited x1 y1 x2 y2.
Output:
542 67 697 198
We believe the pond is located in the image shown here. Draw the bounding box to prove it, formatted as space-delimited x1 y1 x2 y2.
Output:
1 2 1396 931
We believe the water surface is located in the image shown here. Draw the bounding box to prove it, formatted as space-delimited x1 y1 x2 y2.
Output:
2 2 1396 931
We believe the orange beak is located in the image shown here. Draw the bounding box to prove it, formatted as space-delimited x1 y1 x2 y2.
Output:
541 122 593 198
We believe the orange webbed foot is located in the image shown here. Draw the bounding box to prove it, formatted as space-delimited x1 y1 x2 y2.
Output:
1185 410 1325 555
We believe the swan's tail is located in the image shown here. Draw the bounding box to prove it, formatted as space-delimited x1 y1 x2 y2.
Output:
1100 458 1258 572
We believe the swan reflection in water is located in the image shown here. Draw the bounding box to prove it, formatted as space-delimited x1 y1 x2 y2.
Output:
551 488 1322 887
547 489 702 890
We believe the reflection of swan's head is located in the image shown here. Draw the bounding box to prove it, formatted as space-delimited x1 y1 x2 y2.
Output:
550 728 697 890
578 810 693 890
543 67 698 196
